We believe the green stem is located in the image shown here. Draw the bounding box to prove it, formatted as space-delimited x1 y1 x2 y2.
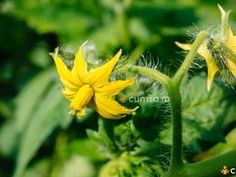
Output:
174 31 208 84
186 150 236 177
125 32 207 171
115 2 131 49
163 148 236 177
164 31 208 173
127 45 146 65
50 132 68 177
166 80 183 170
113 45 145 74
128 65 171 87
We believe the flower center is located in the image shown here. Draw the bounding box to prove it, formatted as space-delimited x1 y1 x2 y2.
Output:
70 84 94 115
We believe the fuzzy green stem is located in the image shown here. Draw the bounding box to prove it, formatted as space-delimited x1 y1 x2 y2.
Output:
127 66 183 168
113 45 145 74
128 65 171 86
125 31 231 177
115 2 131 49
127 45 146 65
174 31 208 84
186 150 236 177
166 31 208 173
163 150 236 177
166 80 183 170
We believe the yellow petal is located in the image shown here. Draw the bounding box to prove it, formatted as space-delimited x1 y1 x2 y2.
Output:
175 42 192 51
218 5 233 40
76 109 86 117
93 94 137 119
88 50 122 88
95 79 135 96
70 84 94 113
69 108 86 117
218 4 226 24
72 42 89 83
176 41 219 90
226 58 236 77
176 41 211 60
205 57 219 91
51 48 79 90
62 87 77 101
198 42 213 60
226 32 236 53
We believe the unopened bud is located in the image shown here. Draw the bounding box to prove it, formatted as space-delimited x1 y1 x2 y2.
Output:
58 47 75 61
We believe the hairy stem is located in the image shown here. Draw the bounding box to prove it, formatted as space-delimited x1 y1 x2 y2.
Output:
115 2 131 49
166 81 183 170
186 150 236 177
126 31 233 177
128 65 171 86
174 31 208 84
165 31 208 173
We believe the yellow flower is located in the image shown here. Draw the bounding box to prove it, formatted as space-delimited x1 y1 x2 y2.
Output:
176 5 236 90
51 42 137 119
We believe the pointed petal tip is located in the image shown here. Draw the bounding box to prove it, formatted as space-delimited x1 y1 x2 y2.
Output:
76 109 86 117
69 108 86 118
78 41 87 53
81 41 88 47
207 79 213 92
217 4 231 13
217 4 224 12
132 106 139 112
175 42 192 51
50 47 59 58
69 110 75 115
207 84 211 92
218 4 231 20
175 41 182 48
125 106 139 116
175 41 180 45
76 41 89 54
116 49 122 58
127 78 136 85
49 52 54 57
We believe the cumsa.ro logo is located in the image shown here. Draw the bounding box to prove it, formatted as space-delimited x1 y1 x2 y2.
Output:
220 166 235 175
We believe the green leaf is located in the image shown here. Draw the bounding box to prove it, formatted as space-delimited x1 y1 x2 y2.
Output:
14 68 55 134
194 128 236 162
22 159 51 177
86 119 117 158
132 86 170 141
60 155 96 177
160 75 236 151
67 139 106 161
0 100 12 119
98 152 163 177
133 139 161 157
0 68 54 157
129 18 154 44
13 69 72 177
0 120 18 157
88 22 121 54
12 0 100 43
113 120 137 151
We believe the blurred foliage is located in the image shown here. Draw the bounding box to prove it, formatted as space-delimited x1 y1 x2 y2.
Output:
0 0 236 177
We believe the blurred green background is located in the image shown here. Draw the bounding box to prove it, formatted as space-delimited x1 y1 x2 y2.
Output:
1 0 236 177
